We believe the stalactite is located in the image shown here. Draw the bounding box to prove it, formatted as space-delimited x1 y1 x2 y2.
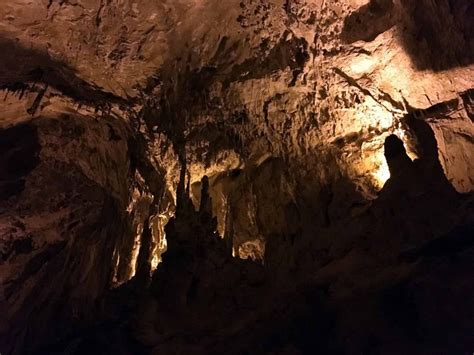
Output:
135 216 153 286
27 84 48 116
1 1 473 353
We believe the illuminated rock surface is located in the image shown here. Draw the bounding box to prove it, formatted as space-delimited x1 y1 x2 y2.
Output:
0 1 473 354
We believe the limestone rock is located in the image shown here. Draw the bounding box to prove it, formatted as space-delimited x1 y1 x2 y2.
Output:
0 0 473 354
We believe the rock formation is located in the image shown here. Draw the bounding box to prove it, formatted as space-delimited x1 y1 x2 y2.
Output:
0 0 473 354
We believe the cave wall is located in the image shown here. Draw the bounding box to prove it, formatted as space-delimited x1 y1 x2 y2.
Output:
0 0 473 353
2 0 472 203
0 97 144 353
425 93 474 193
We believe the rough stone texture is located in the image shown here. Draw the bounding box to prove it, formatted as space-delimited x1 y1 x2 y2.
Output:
0 105 129 353
0 0 473 354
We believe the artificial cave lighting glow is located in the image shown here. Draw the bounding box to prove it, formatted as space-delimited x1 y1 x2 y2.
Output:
349 55 376 75
373 158 391 189
129 227 143 279
151 253 160 271
393 127 418 161
112 252 121 286
150 213 170 271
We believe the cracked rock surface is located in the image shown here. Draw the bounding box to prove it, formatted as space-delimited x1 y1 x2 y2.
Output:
0 0 473 354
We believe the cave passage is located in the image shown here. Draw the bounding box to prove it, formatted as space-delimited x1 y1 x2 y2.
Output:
0 1 473 354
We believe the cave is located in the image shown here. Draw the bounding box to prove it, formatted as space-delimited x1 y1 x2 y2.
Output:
0 1 473 354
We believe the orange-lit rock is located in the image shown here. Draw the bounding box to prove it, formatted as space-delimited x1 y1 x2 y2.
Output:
0 0 473 354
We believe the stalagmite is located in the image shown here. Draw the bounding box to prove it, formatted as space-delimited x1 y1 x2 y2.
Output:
0 1 473 354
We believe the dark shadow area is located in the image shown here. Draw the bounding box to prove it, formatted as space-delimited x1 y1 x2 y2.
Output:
0 116 139 355
0 36 128 107
1 10 473 353
380 114 459 200
398 0 474 71
5 117 472 355
461 88 474 122
226 31 309 87
0 123 40 200
341 0 396 44
384 134 412 178
341 0 474 71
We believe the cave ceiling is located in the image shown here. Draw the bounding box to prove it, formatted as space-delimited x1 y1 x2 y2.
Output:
0 1 473 354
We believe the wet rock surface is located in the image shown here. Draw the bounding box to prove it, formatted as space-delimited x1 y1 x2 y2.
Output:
0 0 473 354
